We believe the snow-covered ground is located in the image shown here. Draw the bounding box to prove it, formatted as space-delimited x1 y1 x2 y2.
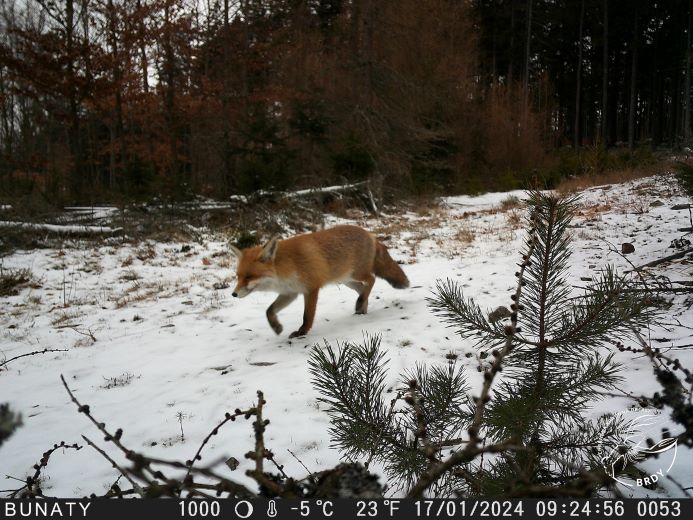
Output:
1 173 692 497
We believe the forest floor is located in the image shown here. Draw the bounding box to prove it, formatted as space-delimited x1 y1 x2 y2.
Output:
1 173 692 498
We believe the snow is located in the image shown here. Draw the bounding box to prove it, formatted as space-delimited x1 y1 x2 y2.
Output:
1 173 692 498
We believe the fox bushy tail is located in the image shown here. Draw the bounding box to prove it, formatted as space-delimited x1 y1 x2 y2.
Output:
374 243 409 289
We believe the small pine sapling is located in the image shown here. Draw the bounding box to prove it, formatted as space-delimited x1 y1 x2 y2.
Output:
429 192 658 495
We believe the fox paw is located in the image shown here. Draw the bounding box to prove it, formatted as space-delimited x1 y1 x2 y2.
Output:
270 322 283 335
289 329 306 339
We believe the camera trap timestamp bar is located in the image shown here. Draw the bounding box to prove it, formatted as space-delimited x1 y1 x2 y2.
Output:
1 498 689 520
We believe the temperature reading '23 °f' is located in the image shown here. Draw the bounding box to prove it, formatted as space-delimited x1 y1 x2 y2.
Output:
356 500 401 517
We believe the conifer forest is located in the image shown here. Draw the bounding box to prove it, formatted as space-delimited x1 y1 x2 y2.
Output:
1 1 693 203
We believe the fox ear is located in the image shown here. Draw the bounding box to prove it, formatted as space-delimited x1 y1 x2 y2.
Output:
229 243 243 259
259 235 279 262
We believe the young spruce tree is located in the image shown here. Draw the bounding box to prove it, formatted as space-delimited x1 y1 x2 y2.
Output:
309 192 656 496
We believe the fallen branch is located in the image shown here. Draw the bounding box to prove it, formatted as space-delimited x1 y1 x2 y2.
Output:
5 441 82 498
0 348 68 370
5 375 385 499
60 374 257 499
245 390 285 496
184 407 254 481
627 247 693 272
67 325 97 343
81 435 144 497
287 448 314 477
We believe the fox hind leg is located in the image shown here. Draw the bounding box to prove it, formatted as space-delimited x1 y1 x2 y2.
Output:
266 293 297 335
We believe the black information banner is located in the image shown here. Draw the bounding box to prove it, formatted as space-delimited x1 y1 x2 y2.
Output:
1 498 690 520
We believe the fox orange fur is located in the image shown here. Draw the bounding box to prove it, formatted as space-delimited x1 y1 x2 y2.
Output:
230 225 409 338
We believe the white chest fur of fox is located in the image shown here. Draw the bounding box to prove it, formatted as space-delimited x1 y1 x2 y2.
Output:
229 225 409 338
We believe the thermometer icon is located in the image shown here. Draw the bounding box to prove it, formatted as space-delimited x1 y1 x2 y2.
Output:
267 500 278 518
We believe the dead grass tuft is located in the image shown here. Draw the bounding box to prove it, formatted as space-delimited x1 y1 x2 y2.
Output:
101 372 139 389
0 267 33 296
79 258 103 274
119 269 141 282
217 257 232 269
51 309 84 327
506 210 523 229
114 287 159 308
136 244 157 261
498 195 523 211
576 203 612 220
455 228 476 244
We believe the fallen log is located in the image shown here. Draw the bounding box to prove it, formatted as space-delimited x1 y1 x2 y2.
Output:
574 284 693 294
627 247 693 272
0 220 123 235
231 181 380 215
282 181 370 199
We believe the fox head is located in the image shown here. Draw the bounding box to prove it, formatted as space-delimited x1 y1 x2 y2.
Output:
229 236 279 298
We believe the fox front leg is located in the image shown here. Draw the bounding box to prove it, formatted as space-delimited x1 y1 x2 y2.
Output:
266 294 297 335
347 274 375 315
289 290 319 338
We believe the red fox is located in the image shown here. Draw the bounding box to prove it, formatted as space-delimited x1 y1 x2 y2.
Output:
230 225 409 338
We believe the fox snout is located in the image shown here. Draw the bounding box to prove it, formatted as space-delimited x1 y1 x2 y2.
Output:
232 284 252 298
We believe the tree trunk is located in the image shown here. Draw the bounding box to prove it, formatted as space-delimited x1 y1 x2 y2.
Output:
508 0 515 84
0 67 13 162
107 0 123 192
221 0 234 193
491 9 497 82
137 0 149 93
240 0 248 98
163 1 178 190
574 0 585 150
351 0 374 107
65 0 83 201
523 0 533 109
628 2 638 151
364 0 374 107
601 0 609 145
684 0 692 140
